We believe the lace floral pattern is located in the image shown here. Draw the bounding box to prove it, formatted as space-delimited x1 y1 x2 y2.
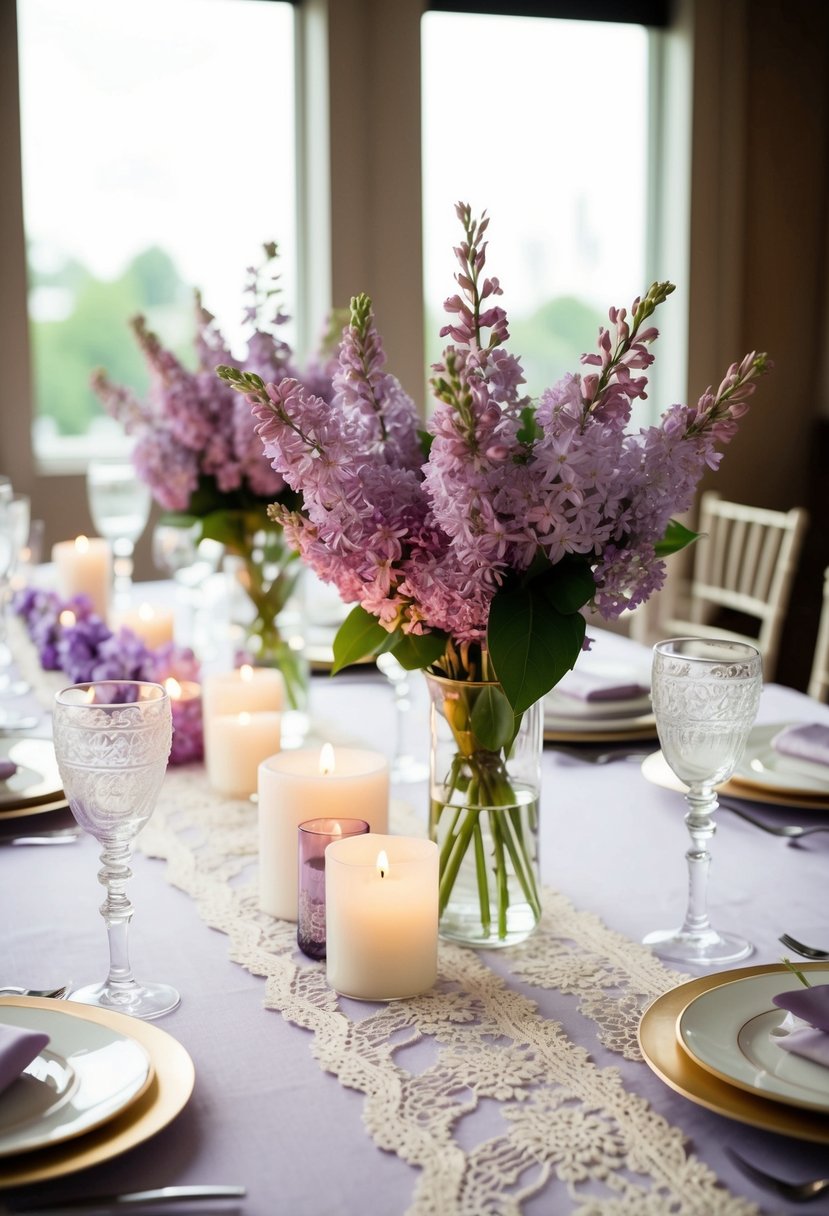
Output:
136 763 759 1216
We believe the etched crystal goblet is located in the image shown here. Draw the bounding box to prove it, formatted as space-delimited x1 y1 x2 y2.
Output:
644 637 763 966
52 680 179 1019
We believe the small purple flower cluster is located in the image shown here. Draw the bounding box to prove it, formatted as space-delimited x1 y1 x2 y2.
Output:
91 245 337 515
223 204 770 656
13 587 202 764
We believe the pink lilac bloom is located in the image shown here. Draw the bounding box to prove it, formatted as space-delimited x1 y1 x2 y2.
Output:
220 202 769 662
91 244 336 519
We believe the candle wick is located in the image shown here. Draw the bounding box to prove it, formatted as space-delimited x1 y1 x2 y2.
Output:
380 868 386 879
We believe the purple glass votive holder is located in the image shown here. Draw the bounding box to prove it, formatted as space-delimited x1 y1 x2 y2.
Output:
297 817 369 960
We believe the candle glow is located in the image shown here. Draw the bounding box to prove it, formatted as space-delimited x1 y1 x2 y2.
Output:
319 743 336 775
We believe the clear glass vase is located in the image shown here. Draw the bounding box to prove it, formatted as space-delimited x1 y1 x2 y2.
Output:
425 672 542 948
232 522 310 714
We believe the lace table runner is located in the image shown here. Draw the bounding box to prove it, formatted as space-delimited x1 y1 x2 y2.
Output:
135 763 757 1216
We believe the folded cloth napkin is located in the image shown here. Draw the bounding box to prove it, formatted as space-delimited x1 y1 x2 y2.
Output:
0 760 17 781
771 723 829 767
554 669 649 703
772 984 829 1068
0 1022 50 1096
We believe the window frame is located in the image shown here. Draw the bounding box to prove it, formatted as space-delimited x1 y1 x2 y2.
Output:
1 0 690 569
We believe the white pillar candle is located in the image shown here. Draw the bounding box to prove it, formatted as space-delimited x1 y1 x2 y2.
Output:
325 834 438 1000
203 665 284 781
258 745 389 920
207 711 281 798
116 602 175 650
52 535 111 619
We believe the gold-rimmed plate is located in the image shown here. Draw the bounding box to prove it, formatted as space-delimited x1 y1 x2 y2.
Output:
638 963 829 1144
729 723 829 799
640 749 829 812
676 967 829 1112
0 739 63 812
0 997 195 1188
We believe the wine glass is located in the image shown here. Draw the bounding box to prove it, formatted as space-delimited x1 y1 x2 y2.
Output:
643 637 763 966
0 496 38 723
52 680 179 1019
376 652 429 783
86 459 152 608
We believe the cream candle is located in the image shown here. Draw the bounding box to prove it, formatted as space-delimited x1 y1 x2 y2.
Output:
116 602 175 649
206 710 281 798
203 665 284 781
258 744 389 920
52 535 111 619
325 834 439 1000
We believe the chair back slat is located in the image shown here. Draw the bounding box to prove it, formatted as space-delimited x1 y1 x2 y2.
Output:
663 490 808 682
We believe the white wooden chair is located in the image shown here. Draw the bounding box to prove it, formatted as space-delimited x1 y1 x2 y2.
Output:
808 568 829 701
661 491 809 682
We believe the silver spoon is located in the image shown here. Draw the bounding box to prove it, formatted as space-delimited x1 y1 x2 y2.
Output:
726 1148 829 1201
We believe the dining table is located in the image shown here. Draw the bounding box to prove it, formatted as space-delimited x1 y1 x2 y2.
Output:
0 582 828 1215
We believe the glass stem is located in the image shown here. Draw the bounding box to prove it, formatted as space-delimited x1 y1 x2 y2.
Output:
680 786 717 937
98 839 137 993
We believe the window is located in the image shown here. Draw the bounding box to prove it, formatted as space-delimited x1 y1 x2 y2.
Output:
16 0 296 469
422 11 651 407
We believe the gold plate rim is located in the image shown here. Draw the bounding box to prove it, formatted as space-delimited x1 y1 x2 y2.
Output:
544 722 658 744
0 997 195 1188
0 797 70 823
638 962 829 1144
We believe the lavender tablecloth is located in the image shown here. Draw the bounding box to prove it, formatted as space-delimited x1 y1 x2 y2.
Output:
1 623 828 1214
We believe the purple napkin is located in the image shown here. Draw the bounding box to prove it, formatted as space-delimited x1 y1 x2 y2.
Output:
0 760 17 781
771 723 829 767
777 1027 829 1067
0 1022 50 1095
772 984 829 1068
555 669 648 703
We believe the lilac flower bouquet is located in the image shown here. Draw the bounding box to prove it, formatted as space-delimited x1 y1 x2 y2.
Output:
219 204 769 943
92 246 339 707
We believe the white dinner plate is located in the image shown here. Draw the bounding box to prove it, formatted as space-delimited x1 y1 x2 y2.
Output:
0 1004 153 1155
544 688 653 722
729 723 829 797
677 969 829 1112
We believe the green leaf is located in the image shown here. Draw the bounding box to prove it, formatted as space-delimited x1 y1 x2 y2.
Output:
488 582 586 714
469 684 514 751
540 556 595 614
198 508 246 548
654 518 701 558
389 630 448 671
331 605 389 674
417 429 434 460
516 405 542 446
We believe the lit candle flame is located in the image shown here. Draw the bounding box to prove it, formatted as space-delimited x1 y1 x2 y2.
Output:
239 712 251 726
319 743 335 775
164 677 182 700
376 850 389 879
75 534 89 553
58 610 76 628
332 822 342 837
240 664 254 682
138 602 154 621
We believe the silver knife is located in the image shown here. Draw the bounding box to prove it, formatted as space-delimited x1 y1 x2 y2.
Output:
5 1186 246 1213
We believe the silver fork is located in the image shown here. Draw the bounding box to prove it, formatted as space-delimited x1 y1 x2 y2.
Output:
726 1148 829 1201
779 933 829 960
718 799 829 840
546 743 654 765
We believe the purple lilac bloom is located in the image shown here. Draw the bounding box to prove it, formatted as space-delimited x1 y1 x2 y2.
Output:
221 203 769 656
